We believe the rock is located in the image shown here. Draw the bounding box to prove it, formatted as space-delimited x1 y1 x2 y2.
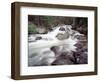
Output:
50 46 63 56
56 33 69 40
35 36 42 40
52 52 74 65
59 27 66 31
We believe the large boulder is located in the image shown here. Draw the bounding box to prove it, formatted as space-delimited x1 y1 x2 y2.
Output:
56 33 69 40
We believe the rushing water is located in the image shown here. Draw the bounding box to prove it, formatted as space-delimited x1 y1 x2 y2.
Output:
28 25 86 66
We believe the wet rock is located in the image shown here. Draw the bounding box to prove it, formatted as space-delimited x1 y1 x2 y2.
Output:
59 27 66 31
52 52 74 65
35 36 42 40
56 33 69 40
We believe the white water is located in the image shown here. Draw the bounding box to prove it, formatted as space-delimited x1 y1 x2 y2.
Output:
28 25 81 66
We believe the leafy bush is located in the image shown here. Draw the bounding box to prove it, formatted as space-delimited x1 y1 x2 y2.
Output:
28 22 37 34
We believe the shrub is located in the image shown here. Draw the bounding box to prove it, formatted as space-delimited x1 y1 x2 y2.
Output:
28 22 37 34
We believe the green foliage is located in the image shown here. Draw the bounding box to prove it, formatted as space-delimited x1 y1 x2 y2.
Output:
28 22 37 34
43 16 54 24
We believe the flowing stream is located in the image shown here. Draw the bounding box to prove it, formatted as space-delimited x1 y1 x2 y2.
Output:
28 25 85 66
